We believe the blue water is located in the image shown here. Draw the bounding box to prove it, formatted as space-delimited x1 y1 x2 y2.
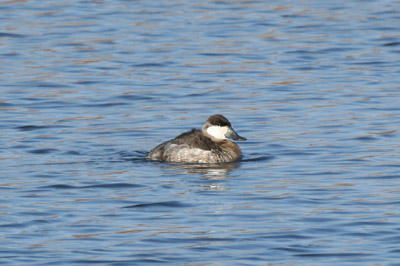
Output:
1 0 400 265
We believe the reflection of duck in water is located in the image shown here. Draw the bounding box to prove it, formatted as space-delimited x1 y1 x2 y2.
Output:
175 162 240 180
147 114 246 163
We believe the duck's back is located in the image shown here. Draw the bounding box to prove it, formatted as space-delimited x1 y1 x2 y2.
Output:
169 129 218 150
147 129 240 163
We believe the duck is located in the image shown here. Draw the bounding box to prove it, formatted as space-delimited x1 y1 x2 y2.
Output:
147 114 246 163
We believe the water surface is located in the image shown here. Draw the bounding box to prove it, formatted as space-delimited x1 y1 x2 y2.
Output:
1 0 400 265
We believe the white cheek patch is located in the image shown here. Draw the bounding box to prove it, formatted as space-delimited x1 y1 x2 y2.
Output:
207 126 228 140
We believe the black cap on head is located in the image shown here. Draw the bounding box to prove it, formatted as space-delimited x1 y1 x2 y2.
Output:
207 114 231 127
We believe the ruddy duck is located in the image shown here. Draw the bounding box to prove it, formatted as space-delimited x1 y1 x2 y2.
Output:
147 114 246 163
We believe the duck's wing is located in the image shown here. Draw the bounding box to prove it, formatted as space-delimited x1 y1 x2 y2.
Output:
171 129 218 151
147 129 202 160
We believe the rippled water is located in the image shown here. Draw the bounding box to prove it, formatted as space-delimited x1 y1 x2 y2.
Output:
1 0 400 265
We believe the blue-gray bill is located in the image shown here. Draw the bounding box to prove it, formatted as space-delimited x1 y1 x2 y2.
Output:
226 127 246 141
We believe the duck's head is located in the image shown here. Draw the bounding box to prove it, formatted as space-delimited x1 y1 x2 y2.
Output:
202 114 246 142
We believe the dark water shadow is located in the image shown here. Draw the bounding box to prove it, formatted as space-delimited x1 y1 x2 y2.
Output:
241 153 274 162
39 183 143 190
0 32 26 38
122 200 191 209
119 150 149 163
